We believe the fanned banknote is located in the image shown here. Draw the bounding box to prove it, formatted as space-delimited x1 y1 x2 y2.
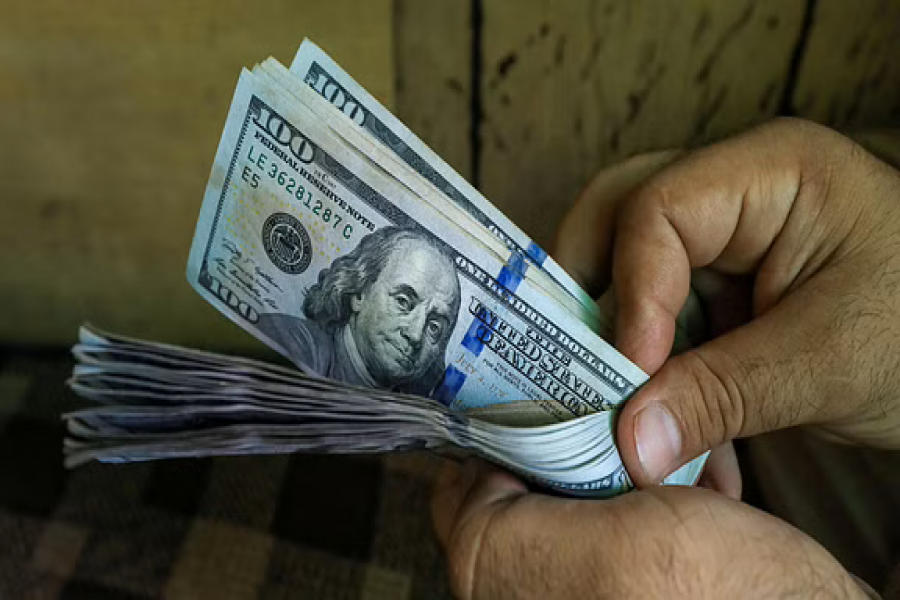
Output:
63 42 709 497
189 66 642 417
65 326 706 497
288 40 599 317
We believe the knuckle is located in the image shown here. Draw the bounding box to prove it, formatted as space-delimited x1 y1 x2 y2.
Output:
764 116 816 135
763 118 851 181
621 179 679 245
762 117 836 147
632 177 672 216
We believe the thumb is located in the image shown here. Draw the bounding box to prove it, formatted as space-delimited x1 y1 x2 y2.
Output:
431 458 526 551
431 459 528 599
616 286 838 487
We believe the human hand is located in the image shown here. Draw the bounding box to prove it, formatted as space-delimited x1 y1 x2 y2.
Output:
432 459 869 599
555 119 900 489
431 120 899 598
557 147 746 498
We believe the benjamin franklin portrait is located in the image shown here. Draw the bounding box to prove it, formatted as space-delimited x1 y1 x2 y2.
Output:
256 226 462 396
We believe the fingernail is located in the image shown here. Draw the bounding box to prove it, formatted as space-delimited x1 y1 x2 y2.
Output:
635 405 681 483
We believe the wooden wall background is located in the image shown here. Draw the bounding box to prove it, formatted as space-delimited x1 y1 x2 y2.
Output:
2 0 899 348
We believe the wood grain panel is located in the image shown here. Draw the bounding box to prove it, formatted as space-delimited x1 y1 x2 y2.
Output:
791 0 900 129
479 0 805 248
394 0 472 180
0 0 393 348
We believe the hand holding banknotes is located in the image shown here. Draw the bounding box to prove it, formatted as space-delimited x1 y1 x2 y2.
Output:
64 42 708 494
433 118 900 598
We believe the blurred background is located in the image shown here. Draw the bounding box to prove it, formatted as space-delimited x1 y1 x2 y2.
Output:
1 0 899 598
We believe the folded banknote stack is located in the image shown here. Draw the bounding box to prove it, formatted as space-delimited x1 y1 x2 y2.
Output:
64 40 708 497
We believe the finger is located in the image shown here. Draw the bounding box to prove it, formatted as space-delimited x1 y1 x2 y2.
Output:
695 443 742 500
554 150 679 296
617 276 860 487
611 122 822 374
431 458 526 550
431 459 528 599
609 120 884 484
431 459 471 547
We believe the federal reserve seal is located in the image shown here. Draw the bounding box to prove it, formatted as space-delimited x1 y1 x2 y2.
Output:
261 212 313 275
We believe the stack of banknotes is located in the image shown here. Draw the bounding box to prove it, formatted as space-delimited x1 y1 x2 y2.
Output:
64 40 708 497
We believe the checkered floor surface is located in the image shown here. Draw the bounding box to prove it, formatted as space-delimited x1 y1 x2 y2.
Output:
0 350 454 599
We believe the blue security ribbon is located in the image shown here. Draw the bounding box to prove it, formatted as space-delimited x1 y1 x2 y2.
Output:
525 242 548 266
433 257 527 406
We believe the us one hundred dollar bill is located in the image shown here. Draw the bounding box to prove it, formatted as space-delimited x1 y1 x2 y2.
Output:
64 41 709 497
188 66 642 419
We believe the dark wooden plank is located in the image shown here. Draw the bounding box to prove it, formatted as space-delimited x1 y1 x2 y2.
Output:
791 0 900 129
394 0 473 180
479 0 805 247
